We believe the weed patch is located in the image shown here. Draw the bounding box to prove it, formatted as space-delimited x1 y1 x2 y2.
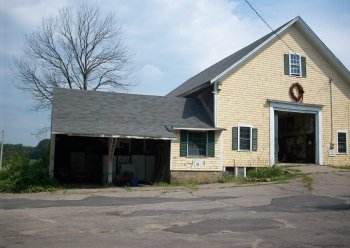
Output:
301 174 313 192
245 167 286 182
219 174 245 183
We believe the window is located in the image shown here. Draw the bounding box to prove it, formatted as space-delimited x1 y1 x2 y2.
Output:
284 53 306 77
188 132 207 156
239 126 251 151
337 131 348 154
180 130 215 157
232 126 258 151
290 53 301 76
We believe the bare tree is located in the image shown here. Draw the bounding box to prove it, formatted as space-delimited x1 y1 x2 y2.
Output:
14 3 133 110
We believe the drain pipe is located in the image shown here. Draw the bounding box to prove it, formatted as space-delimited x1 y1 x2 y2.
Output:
329 78 334 150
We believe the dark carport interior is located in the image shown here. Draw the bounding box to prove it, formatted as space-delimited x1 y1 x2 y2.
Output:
54 135 170 185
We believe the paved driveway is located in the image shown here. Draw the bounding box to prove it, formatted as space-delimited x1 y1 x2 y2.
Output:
1 166 350 248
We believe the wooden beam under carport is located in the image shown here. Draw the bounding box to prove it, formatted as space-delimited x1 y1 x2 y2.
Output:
107 138 117 184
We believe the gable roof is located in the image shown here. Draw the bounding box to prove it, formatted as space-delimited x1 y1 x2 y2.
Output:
167 16 350 97
52 88 216 140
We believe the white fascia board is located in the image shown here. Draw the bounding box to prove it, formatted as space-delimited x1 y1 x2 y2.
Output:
210 17 298 84
51 132 175 140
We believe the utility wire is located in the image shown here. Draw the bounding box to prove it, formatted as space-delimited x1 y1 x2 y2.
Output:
244 0 328 79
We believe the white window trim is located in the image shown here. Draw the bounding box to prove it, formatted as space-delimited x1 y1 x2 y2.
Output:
336 130 348 154
289 52 302 77
186 131 208 157
238 125 252 152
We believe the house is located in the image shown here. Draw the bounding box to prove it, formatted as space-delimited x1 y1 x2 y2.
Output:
50 16 350 184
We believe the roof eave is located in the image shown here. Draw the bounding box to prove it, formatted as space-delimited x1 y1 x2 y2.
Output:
51 131 176 140
176 81 211 97
172 127 226 131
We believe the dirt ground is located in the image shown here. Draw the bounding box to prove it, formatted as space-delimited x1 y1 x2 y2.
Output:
0 165 349 248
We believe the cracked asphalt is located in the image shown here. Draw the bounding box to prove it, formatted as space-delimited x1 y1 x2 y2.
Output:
0 165 350 248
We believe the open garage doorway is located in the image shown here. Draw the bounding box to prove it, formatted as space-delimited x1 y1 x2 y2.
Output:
269 101 323 166
276 111 316 163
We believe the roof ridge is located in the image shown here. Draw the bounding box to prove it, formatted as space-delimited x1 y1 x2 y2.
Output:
53 87 183 99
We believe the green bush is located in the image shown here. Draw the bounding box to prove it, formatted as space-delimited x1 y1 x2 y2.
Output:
246 167 285 182
0 153 59 193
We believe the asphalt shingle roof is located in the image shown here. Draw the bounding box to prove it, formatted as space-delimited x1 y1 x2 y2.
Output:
52 88 214 139
166 19 292 97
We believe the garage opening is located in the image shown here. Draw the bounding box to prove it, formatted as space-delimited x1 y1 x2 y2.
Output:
54 135 170 185
276 111 316 164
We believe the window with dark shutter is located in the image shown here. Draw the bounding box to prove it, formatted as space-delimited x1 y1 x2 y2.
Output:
233 126 258 152
285 53 306 77
180 130 215 157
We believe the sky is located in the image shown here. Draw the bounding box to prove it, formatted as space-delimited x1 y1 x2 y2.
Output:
0 0 350 146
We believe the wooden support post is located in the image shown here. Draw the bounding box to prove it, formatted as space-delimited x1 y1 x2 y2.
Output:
0 130 4 171
107 137 117 184
49 134 56 178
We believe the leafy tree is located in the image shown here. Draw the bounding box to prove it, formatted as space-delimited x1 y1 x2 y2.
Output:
14 2 133 110
30 139 50 160
3 144 34 163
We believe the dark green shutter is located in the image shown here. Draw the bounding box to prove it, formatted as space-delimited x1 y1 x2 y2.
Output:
301 56 306 78
180 130 188 157
232 127 238 150
252 128 258 151
208 131 215 157
284 54 290 75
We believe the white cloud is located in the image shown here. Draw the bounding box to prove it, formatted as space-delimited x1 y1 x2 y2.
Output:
115 0 266 73
0 0 70 28
140 64 164 82
98 0 269 96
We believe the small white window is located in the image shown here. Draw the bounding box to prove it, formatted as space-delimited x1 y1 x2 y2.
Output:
238 126 252 151
289 53 301 76
337 131 348 154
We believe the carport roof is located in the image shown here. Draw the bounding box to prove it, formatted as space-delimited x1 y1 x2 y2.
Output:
52 88 216 139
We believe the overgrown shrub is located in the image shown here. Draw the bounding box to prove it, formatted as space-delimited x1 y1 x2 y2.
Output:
0 153 59 193
246 167 286 182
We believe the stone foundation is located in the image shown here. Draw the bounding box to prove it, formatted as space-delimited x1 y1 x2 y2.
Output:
170 171 222 184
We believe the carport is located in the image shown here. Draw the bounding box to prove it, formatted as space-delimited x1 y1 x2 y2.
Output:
49 88 214 185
